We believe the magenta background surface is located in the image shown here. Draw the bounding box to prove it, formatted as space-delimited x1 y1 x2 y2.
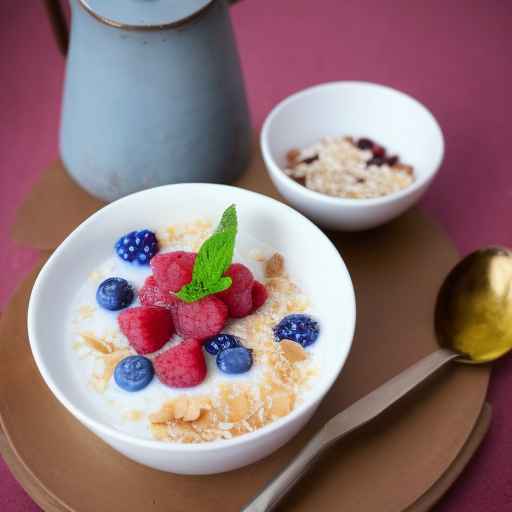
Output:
1 1 510 510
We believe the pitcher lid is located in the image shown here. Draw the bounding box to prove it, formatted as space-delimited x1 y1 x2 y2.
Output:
79 0 215 29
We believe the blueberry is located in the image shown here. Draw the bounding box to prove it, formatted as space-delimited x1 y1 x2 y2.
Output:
216 347 253 374
115 229 158 265
274 314 320 347
204 334 241 355
114 355 154 392
96 277 134 311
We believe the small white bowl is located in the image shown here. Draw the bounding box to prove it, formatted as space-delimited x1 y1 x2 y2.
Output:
28 184 355 474
261 81 445 231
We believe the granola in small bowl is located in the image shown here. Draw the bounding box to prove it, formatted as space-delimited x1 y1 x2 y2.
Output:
285 136 414 199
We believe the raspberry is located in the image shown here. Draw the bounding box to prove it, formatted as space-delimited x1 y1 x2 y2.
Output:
150 251 196 294
251 281 268 312
154 338 207 388
118 306 174 354
172 296 228 340
225 289 253 318
217 263 254 318
222 263 254 294
139 276 178 309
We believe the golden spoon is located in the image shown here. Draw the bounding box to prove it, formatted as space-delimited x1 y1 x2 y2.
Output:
243 246 512 512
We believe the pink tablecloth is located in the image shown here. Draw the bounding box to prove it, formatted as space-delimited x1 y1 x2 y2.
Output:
1 1 510 510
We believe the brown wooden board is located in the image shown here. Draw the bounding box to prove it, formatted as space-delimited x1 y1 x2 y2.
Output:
1 155 490 511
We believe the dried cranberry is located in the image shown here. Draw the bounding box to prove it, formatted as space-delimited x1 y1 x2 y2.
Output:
293 176 306 186
372 145 386 158
300 154 319 165
357 138 374 150
367 156 385 167
386 155 399 166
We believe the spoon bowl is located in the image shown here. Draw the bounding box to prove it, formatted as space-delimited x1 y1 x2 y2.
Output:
436 246 512 364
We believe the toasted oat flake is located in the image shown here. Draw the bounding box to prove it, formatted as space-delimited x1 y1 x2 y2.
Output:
80 332 115 354
150 396 212 424
249 248 267 262
149 403 174 424
78 304 96 320
124 410 144 422
265 253 285 278
280 340 308 363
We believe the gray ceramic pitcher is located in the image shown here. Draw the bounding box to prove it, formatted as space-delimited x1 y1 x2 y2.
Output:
46 0 251 201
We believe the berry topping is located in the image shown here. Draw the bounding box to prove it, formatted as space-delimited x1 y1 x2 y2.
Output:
366 156 385 167
139 276 178 309
274 314 320 347
216 347 253 374
96 277 134 311
386 155 399 166
171 296 228 340
372 144 386 158
114 355 154 392
224 263 254 294
300 154 319 165
357 138 374 150
115 229 158 265
151 251 197 294
225 289 253 318
154 338 207 388
217 263 255 318
203 334 241 355
118 306 174 354
251 281 268 312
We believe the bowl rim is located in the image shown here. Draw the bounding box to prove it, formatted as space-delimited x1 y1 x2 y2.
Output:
28 183 356 452
260 80 445 207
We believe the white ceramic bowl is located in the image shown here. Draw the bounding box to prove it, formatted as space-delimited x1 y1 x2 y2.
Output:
261 81 445 231
28 184 355 474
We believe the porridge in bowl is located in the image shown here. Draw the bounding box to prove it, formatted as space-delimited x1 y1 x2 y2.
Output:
69 206 320 444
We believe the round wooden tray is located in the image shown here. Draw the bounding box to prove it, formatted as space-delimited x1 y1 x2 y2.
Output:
1 156 490 511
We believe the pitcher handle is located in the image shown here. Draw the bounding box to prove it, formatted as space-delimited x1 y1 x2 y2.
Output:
43 0 69 56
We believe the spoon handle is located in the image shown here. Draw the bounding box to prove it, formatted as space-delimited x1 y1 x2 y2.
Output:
242 348 459 512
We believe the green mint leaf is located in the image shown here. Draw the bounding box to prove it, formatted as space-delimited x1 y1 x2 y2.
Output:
206 276 233 295
176 277 232 303
176 205 237 303
216 204 237 235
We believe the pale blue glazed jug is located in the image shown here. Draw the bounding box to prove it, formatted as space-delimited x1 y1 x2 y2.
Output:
47 0 251 201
